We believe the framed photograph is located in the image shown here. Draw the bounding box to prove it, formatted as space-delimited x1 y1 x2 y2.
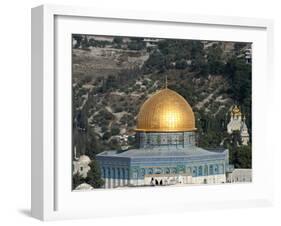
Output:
31 4 274 221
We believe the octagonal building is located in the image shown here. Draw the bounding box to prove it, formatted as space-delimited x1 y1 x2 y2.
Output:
96 88 233 188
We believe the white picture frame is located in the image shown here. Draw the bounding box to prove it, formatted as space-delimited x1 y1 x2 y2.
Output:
31 4 274 221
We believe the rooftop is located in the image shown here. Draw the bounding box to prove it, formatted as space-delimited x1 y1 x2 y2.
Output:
97 146 227 159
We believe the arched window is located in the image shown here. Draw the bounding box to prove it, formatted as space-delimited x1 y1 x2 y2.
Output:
155 168 162 174
171 168 177 174
187 167 192 175
189 134 195 144
192 167 197 177
117 168 121 179
167 135 172 144
198 166 203 176
157 135 161 144
204 165 208 176
126 169 129 179
179 134 184 143
178 165 185 173
112 168 116 179
108 168 111 177
220 164 224 174
139 168 145 176
214 165 218 174
147 136 150 144
209 165 214 175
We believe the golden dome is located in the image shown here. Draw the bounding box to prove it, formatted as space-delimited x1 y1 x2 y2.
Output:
135 88 196 132
232 105 242 116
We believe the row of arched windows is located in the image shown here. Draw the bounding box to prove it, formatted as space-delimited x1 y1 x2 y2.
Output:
102 164 225 180
190 164 224 177
134 164 225 178
102 167 129 179
138 132 197 146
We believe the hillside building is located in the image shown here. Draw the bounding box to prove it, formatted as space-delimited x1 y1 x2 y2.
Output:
73 148 91 178
226 169 252 183
227 106 250 146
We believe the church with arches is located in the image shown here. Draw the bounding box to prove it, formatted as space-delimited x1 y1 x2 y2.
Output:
96 88 234 188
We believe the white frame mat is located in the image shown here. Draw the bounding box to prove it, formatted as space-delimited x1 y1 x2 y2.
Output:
31 4 274 221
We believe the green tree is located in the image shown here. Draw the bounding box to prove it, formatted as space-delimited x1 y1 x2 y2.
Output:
73 34 83 48
207 44 224 74
192 58 209 76
81 36 90 48
86 159 105 188
111 127 120 136
84 127 105 159
72 173 85 190
144 51 166 73
225 57 251 107
128 136 136 147
234 42 247 53
102 131 112 140
234 145 252 168
128 40 145 50
175 59 188 69
113 37 123 44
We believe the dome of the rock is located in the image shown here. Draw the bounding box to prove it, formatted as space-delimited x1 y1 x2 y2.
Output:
135 88 196 132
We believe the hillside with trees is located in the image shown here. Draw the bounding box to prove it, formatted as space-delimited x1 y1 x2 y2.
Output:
72 35 252 180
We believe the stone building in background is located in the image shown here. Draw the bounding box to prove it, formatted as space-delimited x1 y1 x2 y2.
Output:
227 105 250 146
73 147 91 178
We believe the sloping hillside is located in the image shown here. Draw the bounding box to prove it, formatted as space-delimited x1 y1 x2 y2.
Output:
72 35 252 165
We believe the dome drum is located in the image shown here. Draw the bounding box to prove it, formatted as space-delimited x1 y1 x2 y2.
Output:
136 131 196 148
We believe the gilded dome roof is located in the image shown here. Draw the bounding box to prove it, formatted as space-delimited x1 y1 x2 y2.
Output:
135 88 196 132
231 105 242 116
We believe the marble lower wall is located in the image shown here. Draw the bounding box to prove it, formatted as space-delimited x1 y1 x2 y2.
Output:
104 174 226 188
191 174 226 184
